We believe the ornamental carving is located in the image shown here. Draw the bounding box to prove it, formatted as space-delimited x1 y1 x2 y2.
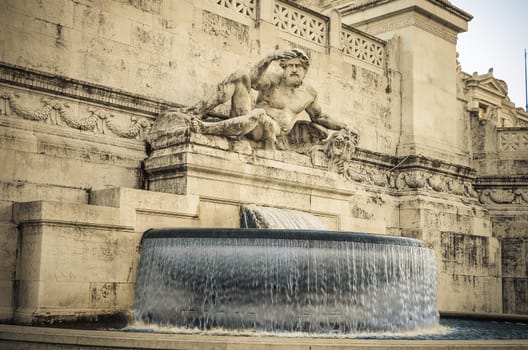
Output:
394 170 478 199
361 12 457 44
498 130 528 152
397 171 427 189
344 163 393 188
478 189 528 205
427 174 447 192
0 91 152 141
313 128 359 173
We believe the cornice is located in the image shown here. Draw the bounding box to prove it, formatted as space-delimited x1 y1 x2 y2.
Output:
475 176 528 188
0 62 179 116
427 0 472 21
351 10 458 43
338 0 472 22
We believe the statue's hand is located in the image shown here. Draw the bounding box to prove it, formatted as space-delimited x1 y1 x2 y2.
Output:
272 50 298 61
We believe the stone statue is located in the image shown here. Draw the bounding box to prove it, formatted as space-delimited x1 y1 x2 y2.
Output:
186 48 349 150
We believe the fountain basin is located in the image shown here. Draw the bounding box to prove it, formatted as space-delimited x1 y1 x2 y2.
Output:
134 228 438 334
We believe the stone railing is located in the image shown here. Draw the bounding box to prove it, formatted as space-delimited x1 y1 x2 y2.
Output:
273 1 328 46
211 0 386 68
341 24 385 67
215 0 257 20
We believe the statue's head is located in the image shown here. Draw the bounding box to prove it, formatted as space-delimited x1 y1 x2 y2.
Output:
279 48 310 87
323 128 359 162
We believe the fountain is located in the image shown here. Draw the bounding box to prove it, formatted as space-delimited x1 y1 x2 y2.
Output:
133 206 439 334
240 204 328 230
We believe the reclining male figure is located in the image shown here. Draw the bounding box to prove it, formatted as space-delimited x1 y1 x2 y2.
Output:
189 48 348 149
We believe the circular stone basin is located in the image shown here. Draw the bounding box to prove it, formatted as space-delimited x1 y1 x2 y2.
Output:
133 228 438 334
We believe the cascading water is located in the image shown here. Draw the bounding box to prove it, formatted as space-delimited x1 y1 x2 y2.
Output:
133 228 438 334
240 204 327 230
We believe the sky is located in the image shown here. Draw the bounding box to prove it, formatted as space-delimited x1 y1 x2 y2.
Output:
452 0 528 110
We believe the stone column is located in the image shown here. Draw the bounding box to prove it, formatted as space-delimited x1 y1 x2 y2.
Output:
340 0 472 165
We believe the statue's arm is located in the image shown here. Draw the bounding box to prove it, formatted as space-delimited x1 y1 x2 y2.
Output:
250 50 297 90
305 94 347 130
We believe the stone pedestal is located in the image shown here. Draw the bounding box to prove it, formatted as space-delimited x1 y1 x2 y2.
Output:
12 201 137 324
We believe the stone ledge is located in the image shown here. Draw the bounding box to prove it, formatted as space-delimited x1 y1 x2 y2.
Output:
12 201 133 228
146 142 481 203
1 325 528 350
0 62 178 116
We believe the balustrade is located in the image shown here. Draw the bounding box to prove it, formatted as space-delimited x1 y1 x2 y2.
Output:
210 0 386 68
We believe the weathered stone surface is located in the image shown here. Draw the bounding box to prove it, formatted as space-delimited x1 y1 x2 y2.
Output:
12 201 136 324
0 223 17 322
90 187 200 232
342 1 472 165
0 0 527 324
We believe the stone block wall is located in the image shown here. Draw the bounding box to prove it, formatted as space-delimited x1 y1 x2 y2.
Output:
12 201 136 324
468 97 528 315
0 0 401 323
0 0 399 155
398 194 500 313
492 210 528 315
9 188 203 324
0 66 157 321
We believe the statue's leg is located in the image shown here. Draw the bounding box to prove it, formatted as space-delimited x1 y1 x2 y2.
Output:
230 73 252 117
192 109 281 147
187 71 252 116
192 108 264 136
249 113 282 149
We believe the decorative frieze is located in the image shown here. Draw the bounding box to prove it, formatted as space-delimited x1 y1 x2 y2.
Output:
309 135 478 198
0 90 152 141
478 189 528 205
344 163 393 188
392 169 478 199
498 130 528 152
359 12 457 44
273 1 328 46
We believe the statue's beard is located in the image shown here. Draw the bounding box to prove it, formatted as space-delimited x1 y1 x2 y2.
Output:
284 75 303 87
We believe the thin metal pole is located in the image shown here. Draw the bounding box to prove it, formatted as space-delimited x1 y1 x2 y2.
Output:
525 48 528 112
